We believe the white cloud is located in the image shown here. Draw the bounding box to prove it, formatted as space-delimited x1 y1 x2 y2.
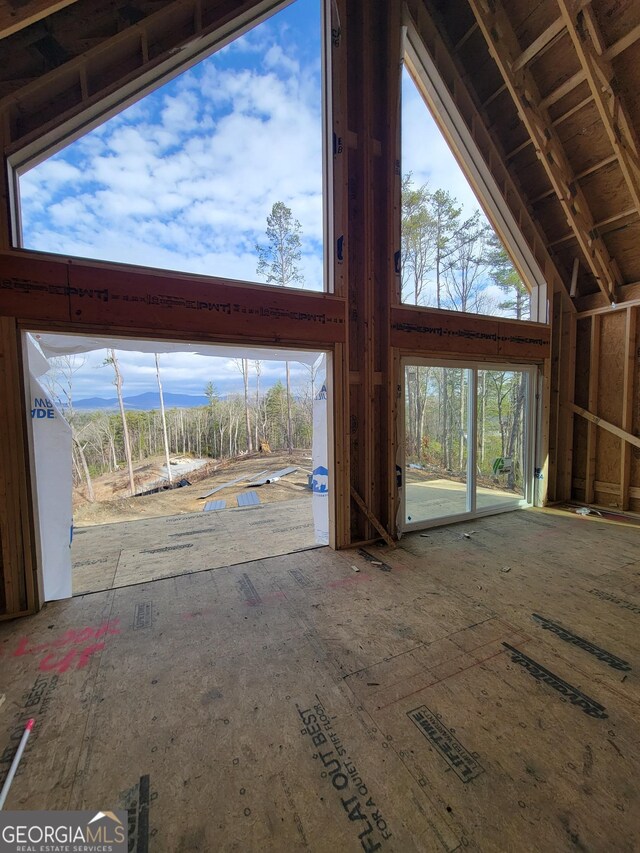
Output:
47 346 321 401
20 9 324 290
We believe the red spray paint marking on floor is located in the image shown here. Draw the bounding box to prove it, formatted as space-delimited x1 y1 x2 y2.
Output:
7 619 120 674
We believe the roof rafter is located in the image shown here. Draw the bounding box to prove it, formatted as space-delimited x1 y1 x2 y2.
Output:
557 0 640 224
0 0 81 40
467 0 622 302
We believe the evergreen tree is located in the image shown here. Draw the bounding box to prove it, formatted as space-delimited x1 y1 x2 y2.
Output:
486 233 529 319
256 202 305 451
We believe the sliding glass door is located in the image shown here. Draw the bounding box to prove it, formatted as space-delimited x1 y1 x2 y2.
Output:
403 360 534 531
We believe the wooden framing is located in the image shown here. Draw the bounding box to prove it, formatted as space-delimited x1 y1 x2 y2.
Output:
391 305 550 360
571 405 640 451
584 314 600 503
0 251 347 346
405 0 566 309
0 317 38 618
12 0 640 617
0 0 81 39
557 1 640 224
2 0 291 165
620 308 638 510
468 0 620 303
485 23 640 123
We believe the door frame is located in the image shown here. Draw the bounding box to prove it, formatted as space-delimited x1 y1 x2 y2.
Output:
399 357 538 534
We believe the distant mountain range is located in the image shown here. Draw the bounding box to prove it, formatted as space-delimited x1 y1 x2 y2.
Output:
74 391 211 411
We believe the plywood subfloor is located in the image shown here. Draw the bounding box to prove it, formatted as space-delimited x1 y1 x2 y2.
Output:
72 497 316 594
1 509 639 851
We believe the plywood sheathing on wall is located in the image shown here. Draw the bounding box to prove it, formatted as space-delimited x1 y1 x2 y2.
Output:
595 312 625 491
571 307 640 513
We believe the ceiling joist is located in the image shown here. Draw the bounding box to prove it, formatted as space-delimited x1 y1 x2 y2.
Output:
0 0 81 39
512 16 566 72
557 0 640 224
468 0 622 302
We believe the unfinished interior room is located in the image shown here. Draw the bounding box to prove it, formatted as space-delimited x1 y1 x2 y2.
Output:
0 0 639 849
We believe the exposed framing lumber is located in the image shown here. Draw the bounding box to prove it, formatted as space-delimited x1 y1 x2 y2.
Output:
530 154 618 205
483 22 640 113
505 96 601 161
571 404 640 450
0 0 81 39
0 317 38 617
548 208 639 249
572 479 640 501
468 0 621 303
576 281 640 316
512 17 566 72
557 0 640 224
0 251 346 346
405 0 566 311
350 486 395 548
570 258 579 298
1 0 290 164
390 304 550 360
620 307 637 509
501 23 640 159
558 299 577 499
584 315 600 503
453 22 478 53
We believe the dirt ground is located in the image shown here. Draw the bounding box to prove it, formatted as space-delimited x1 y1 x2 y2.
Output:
73 449 314 526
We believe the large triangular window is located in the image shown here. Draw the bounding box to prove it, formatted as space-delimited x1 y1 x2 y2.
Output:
18 0 325 291
402 31 542 321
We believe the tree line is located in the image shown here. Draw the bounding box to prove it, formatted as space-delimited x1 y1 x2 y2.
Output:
45 353 318 502
401 173 528 317
401 174 530 488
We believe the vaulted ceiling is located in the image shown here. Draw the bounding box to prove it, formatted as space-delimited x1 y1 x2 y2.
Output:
2 0 640 308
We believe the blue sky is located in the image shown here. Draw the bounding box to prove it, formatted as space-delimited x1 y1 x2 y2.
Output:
21 0 324 290
21 0 498 401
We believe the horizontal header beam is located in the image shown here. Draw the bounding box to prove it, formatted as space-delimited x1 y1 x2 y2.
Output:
391 304 550 360
0 251 346 346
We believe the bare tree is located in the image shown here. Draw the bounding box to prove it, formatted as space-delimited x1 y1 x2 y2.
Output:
43 354 95 502
104 349 135 496
154 353 172 484
233 358 253 453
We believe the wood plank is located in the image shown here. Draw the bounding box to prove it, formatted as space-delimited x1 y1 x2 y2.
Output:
620 308 637 509
558 301 577 500
0 317 38 616
350 486 395 548
572 478 640 500
557 1 640 226
584 315 600 503
0 251 346 346
390 305 550 360
468 0 621 302
576 280 640 315
0 252 72 321
0 0 81 39
512 17 566 72
571 404 640 449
